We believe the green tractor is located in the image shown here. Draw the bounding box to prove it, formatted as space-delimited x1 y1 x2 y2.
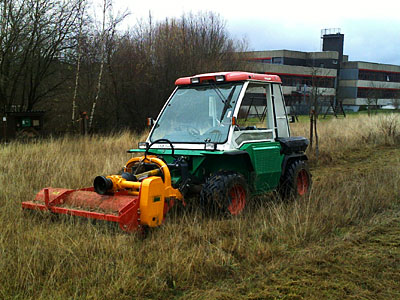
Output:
23 72 311 232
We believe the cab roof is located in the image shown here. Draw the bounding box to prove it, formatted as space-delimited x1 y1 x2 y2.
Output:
175 71 282 86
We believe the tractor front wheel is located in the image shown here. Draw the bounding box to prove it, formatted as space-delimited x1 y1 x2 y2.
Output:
279 160 311 199
200 171 248 215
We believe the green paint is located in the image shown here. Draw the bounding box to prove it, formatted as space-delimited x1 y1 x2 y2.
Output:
240 142 283 193
129 143 284 195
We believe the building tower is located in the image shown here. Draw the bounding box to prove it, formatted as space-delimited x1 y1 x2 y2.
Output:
321 28 346 116
321 28 344 65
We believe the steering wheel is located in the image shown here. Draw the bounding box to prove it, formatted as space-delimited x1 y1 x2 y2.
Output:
145 138 176 159
187 126 200 136
202 128 223 142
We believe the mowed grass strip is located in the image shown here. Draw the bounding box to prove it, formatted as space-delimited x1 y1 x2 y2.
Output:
0 114 399 299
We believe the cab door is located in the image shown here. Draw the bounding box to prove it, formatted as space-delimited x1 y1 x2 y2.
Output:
232 82 284 193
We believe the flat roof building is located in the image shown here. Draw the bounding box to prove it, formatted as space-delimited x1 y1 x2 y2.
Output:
244 50 338 114
339 61 400 107
243 29 400 114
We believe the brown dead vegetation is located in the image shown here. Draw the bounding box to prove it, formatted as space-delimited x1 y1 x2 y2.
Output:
0 114 399 299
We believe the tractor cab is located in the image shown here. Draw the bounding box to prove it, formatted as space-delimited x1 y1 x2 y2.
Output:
146 72 290 151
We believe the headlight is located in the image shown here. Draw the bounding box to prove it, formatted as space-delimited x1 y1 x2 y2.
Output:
204 142 217 151
138 142 148 149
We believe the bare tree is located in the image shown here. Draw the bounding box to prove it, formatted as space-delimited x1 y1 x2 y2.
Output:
71 2 87 126
365 81 389 115
1 6 246 133
0 0 85 112
307 67 334 161
87 0 128 130
88 0 108 130
393 91 400 111
89 11 246 131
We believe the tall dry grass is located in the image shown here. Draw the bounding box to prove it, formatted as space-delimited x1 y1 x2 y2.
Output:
0 114 399 299
290 114 400 163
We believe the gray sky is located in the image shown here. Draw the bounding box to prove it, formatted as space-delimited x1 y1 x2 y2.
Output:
104 0 400 65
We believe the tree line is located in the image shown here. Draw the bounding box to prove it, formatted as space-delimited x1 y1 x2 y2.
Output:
0 0 247 133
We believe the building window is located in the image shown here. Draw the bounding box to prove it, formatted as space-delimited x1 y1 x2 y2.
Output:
277 74 335 88
357 87 400 99
247 58 272 64
272 57 283 64
359 69 400 83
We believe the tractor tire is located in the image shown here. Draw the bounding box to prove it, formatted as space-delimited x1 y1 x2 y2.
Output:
279 160 311 199
200 171 248 215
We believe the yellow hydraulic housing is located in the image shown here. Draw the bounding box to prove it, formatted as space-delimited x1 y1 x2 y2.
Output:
99 156 183 227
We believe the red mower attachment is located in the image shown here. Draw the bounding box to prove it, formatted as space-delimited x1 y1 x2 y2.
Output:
22 187 141 232
22 156 183 232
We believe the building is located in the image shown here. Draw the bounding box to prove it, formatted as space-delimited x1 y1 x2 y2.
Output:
244 49 339 114
1 111 44 141
340 61 400 109
243 29 400 114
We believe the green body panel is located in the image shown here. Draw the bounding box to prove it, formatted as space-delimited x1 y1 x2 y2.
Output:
239 142 283 193
129 148 251 186
129 144 284 195
163 154 206 185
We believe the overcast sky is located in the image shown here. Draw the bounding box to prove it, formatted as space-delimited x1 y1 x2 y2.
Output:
103 0 400 65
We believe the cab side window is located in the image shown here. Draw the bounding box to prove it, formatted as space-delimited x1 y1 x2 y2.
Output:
233 83 275 147
237 84 269 130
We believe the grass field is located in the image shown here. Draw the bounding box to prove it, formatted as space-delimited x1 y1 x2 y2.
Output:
0 114 399 299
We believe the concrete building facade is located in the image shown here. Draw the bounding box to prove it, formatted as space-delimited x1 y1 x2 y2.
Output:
339 61 400 108
245 50 338 114
243 30 400 113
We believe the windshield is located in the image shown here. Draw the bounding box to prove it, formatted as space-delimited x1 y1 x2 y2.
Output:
150 82 243 143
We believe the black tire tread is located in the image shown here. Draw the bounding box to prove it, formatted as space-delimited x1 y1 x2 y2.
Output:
279 159 311 199
200 171 247 214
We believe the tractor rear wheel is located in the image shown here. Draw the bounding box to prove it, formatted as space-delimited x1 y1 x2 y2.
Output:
200 171 248 215
279 160 311 199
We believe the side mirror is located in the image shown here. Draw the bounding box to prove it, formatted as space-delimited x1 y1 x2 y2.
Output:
146 117 155 127
289 115 296 123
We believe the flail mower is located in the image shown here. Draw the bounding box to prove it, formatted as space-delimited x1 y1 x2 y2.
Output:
22 71 311 232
